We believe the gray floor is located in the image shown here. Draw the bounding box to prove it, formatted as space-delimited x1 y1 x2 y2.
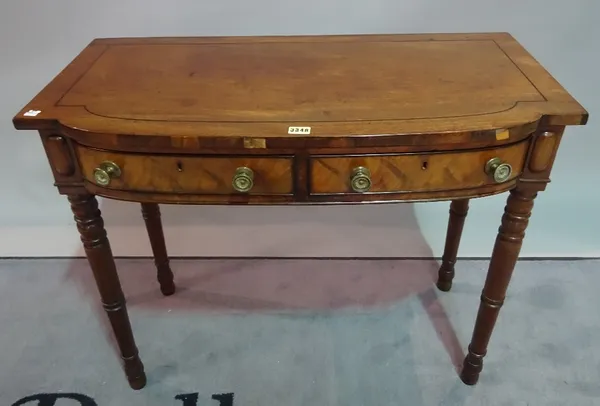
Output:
0 258 599 405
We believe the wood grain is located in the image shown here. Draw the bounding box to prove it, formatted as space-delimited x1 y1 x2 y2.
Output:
76 146 294 195
59 124 537 154
529 131 559 172
45 136 74 176
309 141 529 194
83 178 519 205
58 41 543 123
14 33 586 151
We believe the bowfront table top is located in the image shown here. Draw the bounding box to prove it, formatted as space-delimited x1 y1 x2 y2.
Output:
13 33 587 389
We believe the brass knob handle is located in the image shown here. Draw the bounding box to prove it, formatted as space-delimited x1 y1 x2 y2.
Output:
93 161 121 186
232 167 254 193
350 166 372 193
485 157 512 183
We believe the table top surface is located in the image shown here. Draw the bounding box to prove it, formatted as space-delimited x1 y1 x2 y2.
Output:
14 33 586 144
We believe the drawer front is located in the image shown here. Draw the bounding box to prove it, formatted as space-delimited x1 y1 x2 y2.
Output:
310 141 528 194
77 147 293 195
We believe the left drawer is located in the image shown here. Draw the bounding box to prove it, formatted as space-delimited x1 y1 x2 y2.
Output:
75 146 294 195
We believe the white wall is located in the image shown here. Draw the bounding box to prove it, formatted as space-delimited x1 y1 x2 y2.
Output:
1 0 598 258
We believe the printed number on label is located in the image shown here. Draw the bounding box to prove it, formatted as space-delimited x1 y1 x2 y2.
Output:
288 126 311 135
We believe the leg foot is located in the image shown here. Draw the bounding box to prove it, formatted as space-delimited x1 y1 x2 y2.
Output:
128 376 147 390
125 355 147 390
437 199 469 291
141 203 175 296
159 278 176 296
436 278 453 292
460 346 484 385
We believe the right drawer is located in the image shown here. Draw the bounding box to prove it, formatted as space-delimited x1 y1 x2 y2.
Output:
309 140 529 195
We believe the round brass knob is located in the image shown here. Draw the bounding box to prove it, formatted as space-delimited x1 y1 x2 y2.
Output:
485 157 512 183
232 167 254 193
93 161 121 186
350 166 372 193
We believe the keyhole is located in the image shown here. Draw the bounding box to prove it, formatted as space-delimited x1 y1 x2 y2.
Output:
422 161 428 170
176 161 183 172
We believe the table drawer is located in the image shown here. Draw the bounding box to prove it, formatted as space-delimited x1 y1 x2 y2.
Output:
76 147 294 195
309 141 528 194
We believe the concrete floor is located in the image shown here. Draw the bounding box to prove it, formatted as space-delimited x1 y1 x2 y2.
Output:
1 258 599 405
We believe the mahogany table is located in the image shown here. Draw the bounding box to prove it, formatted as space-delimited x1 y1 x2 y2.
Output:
13 33 587 389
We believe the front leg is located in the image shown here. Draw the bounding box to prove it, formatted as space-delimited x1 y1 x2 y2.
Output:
69 194 146 390
460 187 536 385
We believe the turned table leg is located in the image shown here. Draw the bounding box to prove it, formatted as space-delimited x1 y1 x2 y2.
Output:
460 188 537 385
69 195 146 390
437 199 470 291
141 203 175 296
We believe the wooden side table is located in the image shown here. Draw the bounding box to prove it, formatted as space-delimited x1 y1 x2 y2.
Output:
13 33 587 389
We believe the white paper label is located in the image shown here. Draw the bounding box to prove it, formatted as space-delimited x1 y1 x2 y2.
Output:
288 126 311 135
24 110 42 117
